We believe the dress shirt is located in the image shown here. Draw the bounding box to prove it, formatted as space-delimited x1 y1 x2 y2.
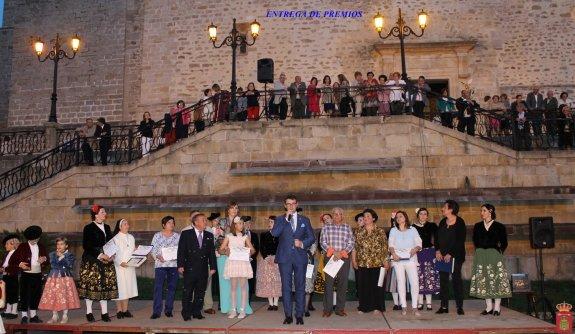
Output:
26 242 41 273
320 222 355 253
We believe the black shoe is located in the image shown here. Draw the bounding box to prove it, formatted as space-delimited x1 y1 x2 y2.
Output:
123 310 133 318
283 316 293 324
417 305 424 310
267 305 274 311
86 313 95 322
436 307 449 314
426 305 433 311
29 316 42 323
101 313 111 322
296 317 304 325
480 309 494 315
493 311 501 316
457 308 465 315
308 304 316 311
1 313 7 319
150 313 160 319
117 311 124 319
20 316 28 324
304 311 310 317
182 316 191 321
393 304 402 311
165 311 173 317
193 314 205 320
273 306 279 311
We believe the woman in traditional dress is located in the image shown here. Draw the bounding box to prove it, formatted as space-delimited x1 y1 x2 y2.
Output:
313 213 332 295
413 208 439 311
112 219 138 319
77 205 118 322
469 204 511 316
256 216 282 311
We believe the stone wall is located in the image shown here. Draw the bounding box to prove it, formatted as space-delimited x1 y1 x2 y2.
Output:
1 0 574 127
0 27 13 128
0 116 574 278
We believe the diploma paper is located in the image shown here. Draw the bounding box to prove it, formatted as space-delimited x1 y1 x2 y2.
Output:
323 256 344 278
103 240 118 257
161 246 178 261
395 249 412 260
126 256 147 267
229 246 250 262
132 245 153 256
306 264 315 279
377 267 387 287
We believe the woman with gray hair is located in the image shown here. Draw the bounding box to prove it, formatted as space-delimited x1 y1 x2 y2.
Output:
112 219 138 319
273 73 289 120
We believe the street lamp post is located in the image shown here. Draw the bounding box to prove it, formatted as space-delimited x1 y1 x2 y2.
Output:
33 33 81 123
373 9 428 81
208 18 260 117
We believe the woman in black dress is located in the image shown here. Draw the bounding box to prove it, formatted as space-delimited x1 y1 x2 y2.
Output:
469 204 511 316
256 216 281 310
77 205 118 322
435 200 466 315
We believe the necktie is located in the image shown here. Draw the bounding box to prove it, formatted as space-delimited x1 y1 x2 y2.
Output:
291 216 296 232
198 231 203 248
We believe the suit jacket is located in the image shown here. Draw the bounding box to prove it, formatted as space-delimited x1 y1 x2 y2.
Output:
271 213 315 265
408 83 431 106
95 123 112 146
289 82 307 106
456 97 480 119
82 222 113 262
526 92 545 111
177 228 216 274
7 242 48 274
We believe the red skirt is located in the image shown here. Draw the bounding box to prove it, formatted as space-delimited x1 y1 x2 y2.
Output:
247 106 260 121
39 276 81 311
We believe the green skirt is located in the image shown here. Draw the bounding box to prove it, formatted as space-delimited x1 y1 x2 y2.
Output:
469 248 512 299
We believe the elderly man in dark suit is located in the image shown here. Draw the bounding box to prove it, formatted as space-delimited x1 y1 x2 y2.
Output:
177 213 217 321
526 87 545 135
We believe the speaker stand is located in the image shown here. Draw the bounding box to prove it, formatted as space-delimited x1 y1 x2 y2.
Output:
533 248 555 321
259 82 271 120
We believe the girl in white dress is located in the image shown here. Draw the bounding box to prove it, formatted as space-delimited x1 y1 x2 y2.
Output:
219 216 255 319
112 219 138 319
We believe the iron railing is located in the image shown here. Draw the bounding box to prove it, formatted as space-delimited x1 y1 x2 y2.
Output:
0 129 46 155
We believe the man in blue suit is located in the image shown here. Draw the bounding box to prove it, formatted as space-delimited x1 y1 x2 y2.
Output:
271 194 315 325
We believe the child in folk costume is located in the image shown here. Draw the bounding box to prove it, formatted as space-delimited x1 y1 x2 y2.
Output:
1 234 20 320
112 219 138 319
39 237 81 323
7 225 48 324
220 216 256 319
256 216 282 310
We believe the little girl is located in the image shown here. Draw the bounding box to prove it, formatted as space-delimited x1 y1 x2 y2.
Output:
39 237 81 323
0 280 6 334
220 217 255 319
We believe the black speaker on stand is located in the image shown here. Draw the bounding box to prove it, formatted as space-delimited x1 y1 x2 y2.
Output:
257 58 274 119
529 217 555 321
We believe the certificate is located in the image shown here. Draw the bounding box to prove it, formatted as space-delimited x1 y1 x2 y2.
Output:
126 256 147 267
322 256 344 278
306 264 315 279
377 267 387 287
161 246 178 261
103 240 118 257
229 246 250 262
132 245 153 257
394 249 412 260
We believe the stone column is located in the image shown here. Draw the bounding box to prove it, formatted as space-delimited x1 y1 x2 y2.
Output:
43 121 61 150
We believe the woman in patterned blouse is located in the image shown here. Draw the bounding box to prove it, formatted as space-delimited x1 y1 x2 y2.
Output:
352 208 389 315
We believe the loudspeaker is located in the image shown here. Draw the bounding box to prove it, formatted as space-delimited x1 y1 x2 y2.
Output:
257 58 274 84
529 217 555 249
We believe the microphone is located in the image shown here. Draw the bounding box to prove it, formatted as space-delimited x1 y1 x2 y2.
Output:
287 214 292 222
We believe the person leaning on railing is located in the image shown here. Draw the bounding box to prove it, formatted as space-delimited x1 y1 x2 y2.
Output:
289 76 307 119
95 117 111 166
76 118 97 166
245 82 261 121
273 73 289 120
377 75 391 117
544 91 559 136
512 102 532 151
456 90 480 136
337 74 353 117
386 72 406 115
363 72 379 117
557 104 574 150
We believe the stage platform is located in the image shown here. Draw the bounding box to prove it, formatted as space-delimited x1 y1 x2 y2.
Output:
4 300 556 334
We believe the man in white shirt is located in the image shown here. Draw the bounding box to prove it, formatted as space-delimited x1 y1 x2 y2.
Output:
386 72 407 115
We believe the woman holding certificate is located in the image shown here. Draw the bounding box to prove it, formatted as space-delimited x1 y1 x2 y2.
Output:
352 209 389 315
388 211 422 316
112 219 138 319
469 204 511 316
150 216 180 319
220 217 256 319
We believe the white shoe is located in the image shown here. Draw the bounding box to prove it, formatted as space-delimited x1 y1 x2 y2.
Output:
401 308 407 316
228 310 237 319
237 310 246 319
47 314 59 324
60 315 68 324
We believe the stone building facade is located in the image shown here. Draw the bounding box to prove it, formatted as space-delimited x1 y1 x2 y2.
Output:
0 0 574 126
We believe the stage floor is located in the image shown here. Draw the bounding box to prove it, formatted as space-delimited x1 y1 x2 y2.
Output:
4 299 555 334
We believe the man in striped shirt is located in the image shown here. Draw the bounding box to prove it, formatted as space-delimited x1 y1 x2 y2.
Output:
320 207 355 317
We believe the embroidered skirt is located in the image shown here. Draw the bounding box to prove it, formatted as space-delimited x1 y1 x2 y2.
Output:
469 248 512 299
417 247 440 294
77 258 118 301
39 276 81 311
255 256 282 298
